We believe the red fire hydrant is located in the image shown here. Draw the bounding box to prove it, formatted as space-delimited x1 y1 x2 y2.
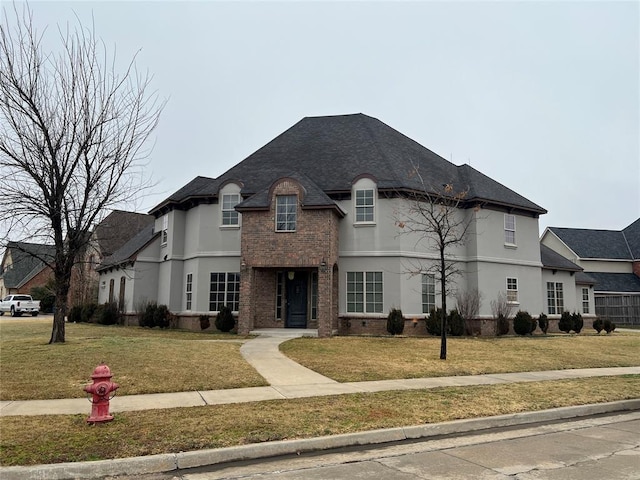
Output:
84 363 119 423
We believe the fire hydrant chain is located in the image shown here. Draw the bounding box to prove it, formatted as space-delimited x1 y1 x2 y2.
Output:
83 364 119 424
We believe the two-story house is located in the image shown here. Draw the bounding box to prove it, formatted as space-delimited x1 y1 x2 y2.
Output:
97 114 563 336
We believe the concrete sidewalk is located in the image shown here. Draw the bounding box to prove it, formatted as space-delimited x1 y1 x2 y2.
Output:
1 329 638 417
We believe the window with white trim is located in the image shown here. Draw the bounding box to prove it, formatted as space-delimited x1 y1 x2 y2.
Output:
161 215 168 245
276 195 297 232
185 273 193 310
504 214 516 245
547 282 564 315
347 271 383 313
582 287 590 314
209 272 240 312
275 272 284 320
507 277 518 303
355 189 375 223
311 271 318 320
422 273 436 314
222 194 240 226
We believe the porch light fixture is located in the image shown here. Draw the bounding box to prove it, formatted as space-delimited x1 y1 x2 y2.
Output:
288 271 295 280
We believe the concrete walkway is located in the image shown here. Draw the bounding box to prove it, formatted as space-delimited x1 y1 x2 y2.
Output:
1 329 638 417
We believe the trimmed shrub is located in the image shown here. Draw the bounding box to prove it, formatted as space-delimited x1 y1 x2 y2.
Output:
448 309 465 336
140 303 156 328
95 302 120 325
82 303 98 323
496 314 510 336
603 318 616 334
199 315 211 330
558 311 573 334
215 305 235 332
572 312 584 334
593 317 604 334
386 308 404 335
513 311 535 335
426 308 444 336
68 305 83 323
538 313 549 334
153 304 171 329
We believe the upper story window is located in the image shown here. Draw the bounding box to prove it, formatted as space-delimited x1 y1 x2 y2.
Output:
504 214 516 246
222 194 240 226
506 277 518 303
355 189 375 223
161 215 168 246
276 195 297 232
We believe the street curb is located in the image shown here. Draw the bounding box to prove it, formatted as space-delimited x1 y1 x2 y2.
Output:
2 399 639 480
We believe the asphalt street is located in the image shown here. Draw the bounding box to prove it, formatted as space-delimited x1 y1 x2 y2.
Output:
161 412 640 480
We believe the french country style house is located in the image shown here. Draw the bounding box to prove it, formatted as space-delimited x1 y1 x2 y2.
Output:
97 114 596 335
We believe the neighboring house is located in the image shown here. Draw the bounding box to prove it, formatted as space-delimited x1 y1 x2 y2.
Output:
98 113 591 336
540 244 596 320
541 219 640 325
0 242 56 298
68 210 154 307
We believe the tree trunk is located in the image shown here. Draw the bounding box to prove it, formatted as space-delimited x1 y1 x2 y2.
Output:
439 249 447 360
49 295 66 343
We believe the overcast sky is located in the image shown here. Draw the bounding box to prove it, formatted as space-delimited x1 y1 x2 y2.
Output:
10 1 640 234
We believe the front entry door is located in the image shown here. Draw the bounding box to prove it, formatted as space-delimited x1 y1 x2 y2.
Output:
286 273 308 328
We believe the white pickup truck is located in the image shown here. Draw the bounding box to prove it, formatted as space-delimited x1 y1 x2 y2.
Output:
0 295 41 317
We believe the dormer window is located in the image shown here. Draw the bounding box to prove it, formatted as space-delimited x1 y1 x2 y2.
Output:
355 189 375 223
276 195 297 232
222 194 240 226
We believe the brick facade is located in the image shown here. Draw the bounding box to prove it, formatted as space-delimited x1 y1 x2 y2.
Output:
238 179 341 337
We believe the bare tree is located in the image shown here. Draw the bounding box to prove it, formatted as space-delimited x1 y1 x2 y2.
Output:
455 288 482 326
0 5 164 343
395 165 475 359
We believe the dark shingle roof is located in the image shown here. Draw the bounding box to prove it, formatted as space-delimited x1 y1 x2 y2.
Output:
94 210 154 257
588 272 640 293
0 242 56 289
623 218 640 259
151 114 546 216
540 244 582 272
575 271 596 285
97 224 159 270
548 219 640 260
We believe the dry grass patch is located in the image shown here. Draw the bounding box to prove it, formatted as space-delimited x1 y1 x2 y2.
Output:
1 375 638 466
280 334 640 382
0 319 266 400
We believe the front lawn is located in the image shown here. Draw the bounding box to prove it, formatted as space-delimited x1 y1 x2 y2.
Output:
280 334 640 382
0 319 267 400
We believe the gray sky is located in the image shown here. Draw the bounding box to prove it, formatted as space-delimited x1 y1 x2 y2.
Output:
13 1 640 234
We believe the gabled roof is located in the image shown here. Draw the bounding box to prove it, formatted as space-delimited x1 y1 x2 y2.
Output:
0 242 55 289
93 210 155 257
540 244 582 272
547 218 640 260
150 114 546 216
588 272 640 293
97 224 159 271
236 171 346 216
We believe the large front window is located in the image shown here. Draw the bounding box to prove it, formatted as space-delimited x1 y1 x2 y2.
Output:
347 271 383 313
222 194 240 226
422 273 436 313
209 272 240 312
276 195 297 231
355 189 375 223
547 282 564 315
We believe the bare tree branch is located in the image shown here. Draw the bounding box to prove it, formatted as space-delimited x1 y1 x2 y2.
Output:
0 4 165 343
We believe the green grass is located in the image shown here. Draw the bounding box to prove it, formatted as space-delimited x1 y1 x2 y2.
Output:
0 318 267 400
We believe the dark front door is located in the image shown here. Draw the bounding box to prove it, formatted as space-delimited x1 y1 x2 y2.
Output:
286 272 308 328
